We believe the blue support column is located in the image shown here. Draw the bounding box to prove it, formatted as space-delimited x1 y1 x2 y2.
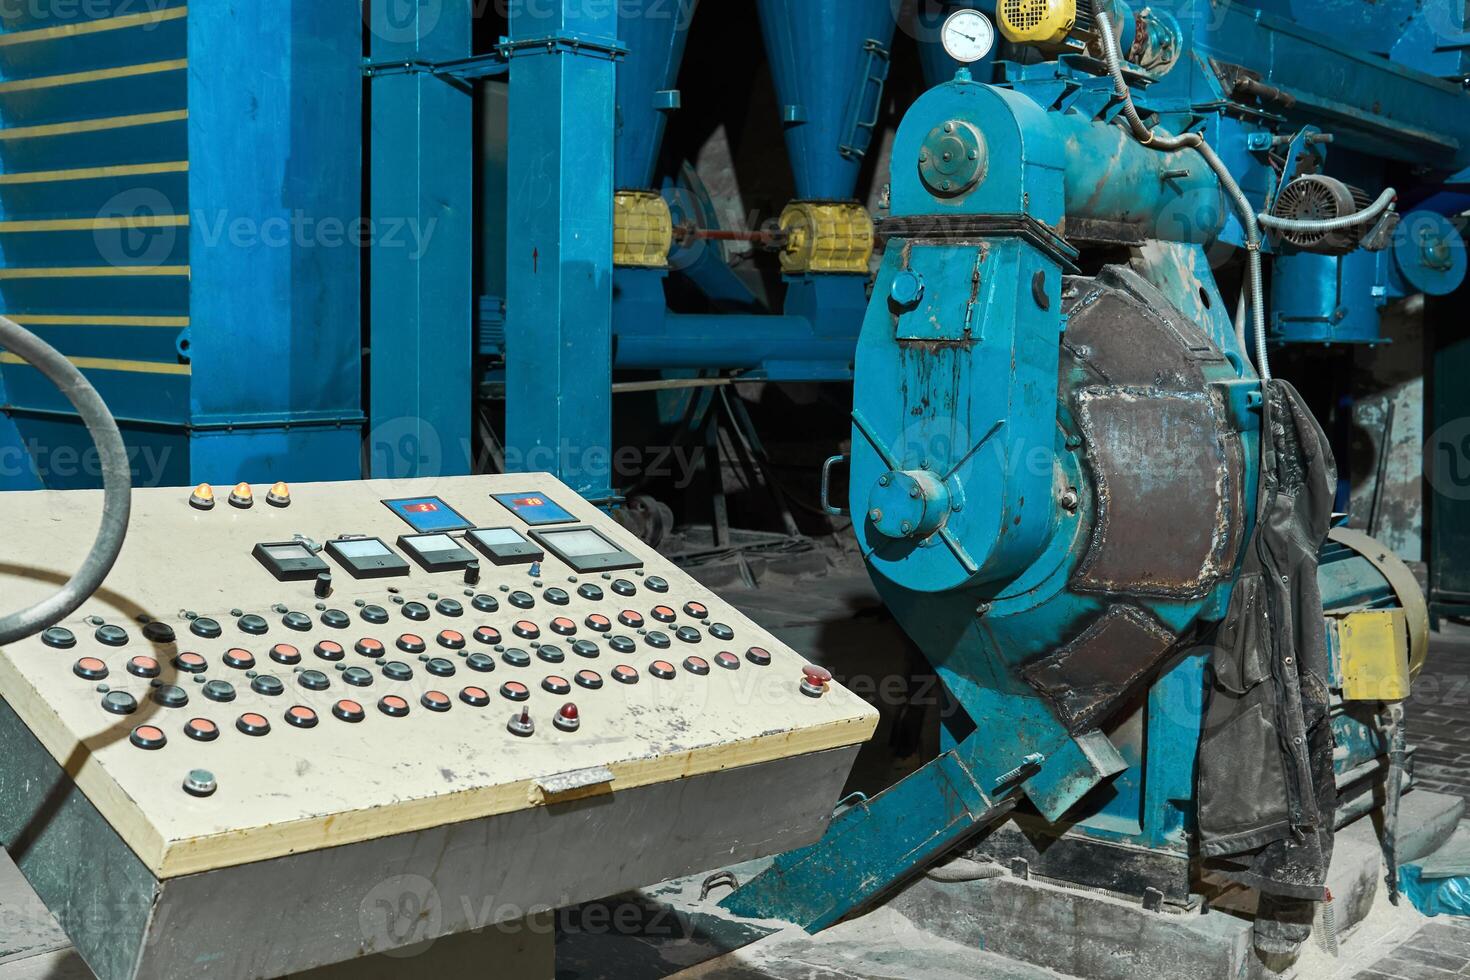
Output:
503 4 624 499
368 0 473 478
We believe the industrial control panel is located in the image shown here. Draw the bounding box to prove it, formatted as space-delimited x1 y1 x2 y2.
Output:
0 475 877 979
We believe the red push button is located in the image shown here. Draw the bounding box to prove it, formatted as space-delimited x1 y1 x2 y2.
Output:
421 690 452 712
512 620 540 640
500 681 530 702
650 660 676 680
542 675 571 696
397 633 426 654
314 640 345 661
683 656 711 676
378 695 410 717
651 605 677 623
355 638 385 658
175 651 209 673
223 648 256 670
683 601 709 620
74 657 109 681
438 629 466 650
130 724 166 750
127 656 160 678
746 646 772 667
185 717 219 742
715 651 741 670
612 665 639 685
618 610 644 629
286 705 319 728
236 712 271 736
550 617 577 636
333 699 365 723
474 626 502 645
270 643 301 665
585 614 612 633
801 664 833 698
460 686 490 707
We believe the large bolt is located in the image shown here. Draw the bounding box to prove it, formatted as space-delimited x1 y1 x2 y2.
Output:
1059 487 1081 512
900 521 913 534
869 508 883 522
878 474 890 487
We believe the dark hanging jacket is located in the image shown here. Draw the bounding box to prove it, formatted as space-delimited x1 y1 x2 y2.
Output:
1196 378 1338 953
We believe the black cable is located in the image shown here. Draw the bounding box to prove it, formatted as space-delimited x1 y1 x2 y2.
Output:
0 316 131 645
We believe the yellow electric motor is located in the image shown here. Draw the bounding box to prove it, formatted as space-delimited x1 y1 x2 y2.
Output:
997 0 1079 48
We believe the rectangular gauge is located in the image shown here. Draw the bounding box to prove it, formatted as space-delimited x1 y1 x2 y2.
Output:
466 526 545 566
491 491 577 526
398 532 478 572
382 496 474 533
253 541 330 582
530 526 643 573
325 537 411 579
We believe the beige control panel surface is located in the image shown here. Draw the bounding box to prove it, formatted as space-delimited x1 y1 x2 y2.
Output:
0 475 878 879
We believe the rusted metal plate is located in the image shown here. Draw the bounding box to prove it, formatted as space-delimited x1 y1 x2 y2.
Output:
1072 386 1241 598
1022 605 1177 734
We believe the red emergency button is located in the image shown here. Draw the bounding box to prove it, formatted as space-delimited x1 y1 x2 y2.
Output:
801 664 833 698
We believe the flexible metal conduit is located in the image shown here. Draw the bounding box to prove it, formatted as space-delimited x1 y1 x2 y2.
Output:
0 316 131 645
1258 187 1398 235
1095 10 1272 380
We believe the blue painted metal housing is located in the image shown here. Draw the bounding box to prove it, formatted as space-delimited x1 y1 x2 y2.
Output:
616 0 697 190
0 1 363 490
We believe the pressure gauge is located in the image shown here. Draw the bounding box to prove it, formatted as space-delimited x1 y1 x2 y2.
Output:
941 8 996 64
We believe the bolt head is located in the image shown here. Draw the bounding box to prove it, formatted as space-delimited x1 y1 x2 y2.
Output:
869 508 883 522
900 521 913 534
878 475 890 487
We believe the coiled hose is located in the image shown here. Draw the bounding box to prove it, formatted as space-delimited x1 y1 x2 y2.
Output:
1095 9 1272 380
0 316 131 646
1258 187 1398 235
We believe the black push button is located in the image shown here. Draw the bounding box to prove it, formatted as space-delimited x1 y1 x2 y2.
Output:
435 598 464 617
402 602 430 622
299 670 331 692
102 691 137 715
609 635 637 654
509 591 536 610
675 626 703 644
611 579 637 597
426 657 456 677
466 652 496 673
472 594 499 613
42 626 77 649
537 645 565 664
572 639 600 659
190 617 222 639
251 675 285 697
203 679 237 703
153 685 189 708
343 667 374 687
382 661 414 682
95 624 129 647
282 611 313 632
544 588 570 606
710 623 735 641
501 648 531 668
646 576 670 593
361 604 389 625
577 584 604 601
645 631 672 650
142 622 176 644
321 609 351 629
238 614 269 636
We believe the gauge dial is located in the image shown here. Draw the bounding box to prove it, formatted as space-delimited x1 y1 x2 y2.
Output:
941 9 996 64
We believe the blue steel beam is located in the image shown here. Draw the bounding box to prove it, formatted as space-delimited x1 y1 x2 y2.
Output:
368 0 474 479
502 3 624 498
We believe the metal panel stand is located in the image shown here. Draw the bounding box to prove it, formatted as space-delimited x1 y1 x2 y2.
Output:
368 0 474 478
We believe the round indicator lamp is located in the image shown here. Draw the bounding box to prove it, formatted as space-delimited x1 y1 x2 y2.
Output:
228 482 254 509
189 483 215 511
941 8 996 64
266 481 291 508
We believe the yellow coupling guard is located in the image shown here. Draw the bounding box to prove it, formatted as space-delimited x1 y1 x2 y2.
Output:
997 0 1077 46
613 190 673 269
779 201 874 275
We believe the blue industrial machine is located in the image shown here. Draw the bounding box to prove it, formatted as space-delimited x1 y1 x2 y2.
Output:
721 0 1464 935
0 1 363 491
